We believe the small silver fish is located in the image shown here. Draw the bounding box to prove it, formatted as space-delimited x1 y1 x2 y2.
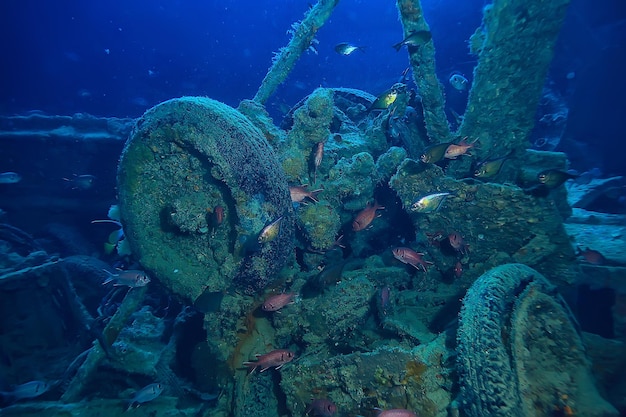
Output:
62 174 97 190
127 383 164 410
0 380 50 402
334 42 365 56
410 192 450 213
0 172 21 184
102 269 150 288
392 30 432 51
449 72 469 91
258 216 283 244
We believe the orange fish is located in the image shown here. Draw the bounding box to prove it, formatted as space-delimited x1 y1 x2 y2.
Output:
352 201 384 231
314 142 324 167
379 286 391 316
392 247 433 272
444 137 478 159
262 292 296 312
243 349 295 373
453 261 463 278
214 205 224 225
577 246 605 265
448 231 469 254
289 185 323 204
313 142 324 183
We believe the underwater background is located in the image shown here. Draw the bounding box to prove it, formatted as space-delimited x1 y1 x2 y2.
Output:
1 0 626 416
1 0 625 179
1 0 626 175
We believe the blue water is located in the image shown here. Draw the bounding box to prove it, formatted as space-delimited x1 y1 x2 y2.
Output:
0 0 486 117
2 0 625 176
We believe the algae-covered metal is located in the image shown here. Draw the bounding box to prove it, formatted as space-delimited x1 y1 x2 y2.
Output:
253 0 340 105
457 264 618 417
389 158 579 286
117 97 294 300
455 0 571 178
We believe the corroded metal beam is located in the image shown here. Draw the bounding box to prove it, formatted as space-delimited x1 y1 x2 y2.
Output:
396 0 452 143
253 0 340 105
459 0 571 155
61 286 147 402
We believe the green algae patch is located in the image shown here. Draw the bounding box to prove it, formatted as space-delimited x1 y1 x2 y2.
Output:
280 340 452 417
389 158 579 288
299 201 341 251
117 97 294 301
283 88 335 182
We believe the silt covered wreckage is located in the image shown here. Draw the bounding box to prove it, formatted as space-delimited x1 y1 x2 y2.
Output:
1 0 625 416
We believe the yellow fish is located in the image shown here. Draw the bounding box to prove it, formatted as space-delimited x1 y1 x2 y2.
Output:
369 88 398 110
473 152 513 179
420 142 452 164
537 169 578 189
410 192 451 213
258 216 283 244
